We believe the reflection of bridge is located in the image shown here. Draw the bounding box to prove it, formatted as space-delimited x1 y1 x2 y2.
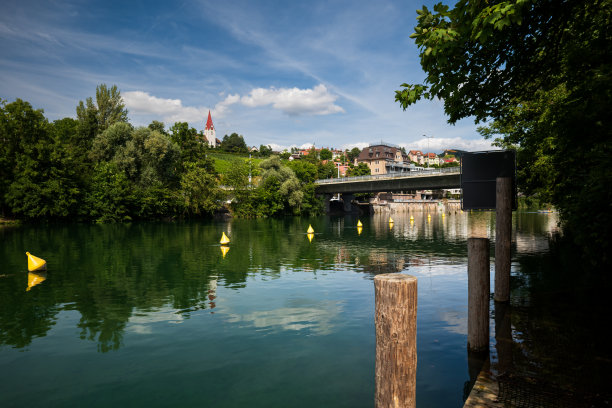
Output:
314 168 461 212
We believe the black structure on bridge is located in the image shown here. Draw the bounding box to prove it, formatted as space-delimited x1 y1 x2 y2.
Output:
314 168 460 212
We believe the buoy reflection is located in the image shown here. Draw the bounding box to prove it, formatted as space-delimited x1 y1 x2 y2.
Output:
357 226 363 235
26 271 47 291
307 233 314 242
220 245 230 258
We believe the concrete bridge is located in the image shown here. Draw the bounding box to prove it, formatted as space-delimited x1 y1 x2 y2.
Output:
314 167 460 212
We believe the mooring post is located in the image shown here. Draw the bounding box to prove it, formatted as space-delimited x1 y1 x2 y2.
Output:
468 238 490 352
495 177 512 302
374 274 417 408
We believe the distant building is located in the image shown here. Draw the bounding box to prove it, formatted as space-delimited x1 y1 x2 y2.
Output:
203 110 217 148
355 143 412 174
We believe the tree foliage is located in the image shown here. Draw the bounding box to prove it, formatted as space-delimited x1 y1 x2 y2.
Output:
397 0 612 264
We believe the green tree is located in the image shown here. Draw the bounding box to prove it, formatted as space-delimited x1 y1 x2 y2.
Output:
347 147 362 163
148 120 166 135
319 148 332 161
180 162 223 216
84 162 135 222
396 0 612 264
258 144 273 157
76 84 128 136
346 162 371 177
220 133 248 154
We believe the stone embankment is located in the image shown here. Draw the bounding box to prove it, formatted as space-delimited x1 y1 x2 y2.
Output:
372 199 461 214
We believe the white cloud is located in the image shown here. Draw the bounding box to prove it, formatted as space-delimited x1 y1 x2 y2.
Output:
124 84 344 128
400 137 498 154
124 91 212 124
238 84 344 116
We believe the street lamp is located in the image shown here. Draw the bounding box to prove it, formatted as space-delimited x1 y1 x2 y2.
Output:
423 134 434 168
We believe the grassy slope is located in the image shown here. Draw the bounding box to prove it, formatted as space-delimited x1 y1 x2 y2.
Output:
208 151 263 175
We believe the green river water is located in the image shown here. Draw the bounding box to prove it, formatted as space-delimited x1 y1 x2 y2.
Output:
1 212 608 407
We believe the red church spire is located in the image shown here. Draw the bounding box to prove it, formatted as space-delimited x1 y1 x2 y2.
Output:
205 110 214 130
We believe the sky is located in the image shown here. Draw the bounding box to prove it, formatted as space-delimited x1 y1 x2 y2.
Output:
0 0 496 153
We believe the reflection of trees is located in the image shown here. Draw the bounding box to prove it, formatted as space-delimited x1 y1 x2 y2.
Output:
496 235 612 404
3 214 554 353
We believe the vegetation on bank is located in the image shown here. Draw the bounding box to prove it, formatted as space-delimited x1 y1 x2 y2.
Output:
396 0 611 265
0 85 344 222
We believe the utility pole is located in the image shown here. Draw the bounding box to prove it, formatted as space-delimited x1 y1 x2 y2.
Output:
248 153 252 188
423 134 434 168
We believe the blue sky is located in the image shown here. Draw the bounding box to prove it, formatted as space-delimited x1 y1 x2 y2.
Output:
0 0 495 153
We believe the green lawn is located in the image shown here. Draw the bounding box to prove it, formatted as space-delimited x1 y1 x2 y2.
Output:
208 151 263 175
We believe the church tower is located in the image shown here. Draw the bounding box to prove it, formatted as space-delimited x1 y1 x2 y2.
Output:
204 110 216 148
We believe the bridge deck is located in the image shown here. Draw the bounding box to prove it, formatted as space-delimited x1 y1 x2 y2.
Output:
315 168 460 194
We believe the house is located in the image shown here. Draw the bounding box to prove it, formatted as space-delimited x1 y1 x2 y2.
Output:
355 143 412 175
408 150 423 164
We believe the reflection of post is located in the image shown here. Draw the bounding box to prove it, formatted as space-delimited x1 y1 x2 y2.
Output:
494 301 512 374
495 177 512 302
465 349 489 400
374 274 417 408
468 238 490 352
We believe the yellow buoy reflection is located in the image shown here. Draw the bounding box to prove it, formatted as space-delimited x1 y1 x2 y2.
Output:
357 226 363 235
220 245 230 258
26 252 47 272
307 224 314 234
307 233 314 242
220 232 230 245
26 271 47 291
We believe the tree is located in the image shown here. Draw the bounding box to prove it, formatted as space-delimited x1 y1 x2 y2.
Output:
76 84 128 137
258 144 273 157
347 147 362 163
148 120 166 135
346 162 371 177
180 162 223 216
220 133 248 154
396 0 612 265
319 148 332 161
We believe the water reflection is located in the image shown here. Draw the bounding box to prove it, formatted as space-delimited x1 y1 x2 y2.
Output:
224 299 342 336
26 271 47 291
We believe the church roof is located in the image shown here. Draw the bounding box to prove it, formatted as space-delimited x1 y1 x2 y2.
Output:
205 110 214 130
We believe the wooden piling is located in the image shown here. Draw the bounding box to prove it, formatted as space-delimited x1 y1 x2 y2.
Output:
468 238 490 352
495 177 512 302
374 274 417 408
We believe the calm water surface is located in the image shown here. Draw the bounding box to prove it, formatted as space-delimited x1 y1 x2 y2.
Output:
0 212 560 407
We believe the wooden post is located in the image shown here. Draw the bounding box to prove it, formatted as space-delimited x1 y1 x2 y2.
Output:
495 177 512 302
374 274 417 408
468 238 490 352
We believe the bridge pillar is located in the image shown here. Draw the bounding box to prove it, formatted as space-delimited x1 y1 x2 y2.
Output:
323 194 332 213
342 194 355 212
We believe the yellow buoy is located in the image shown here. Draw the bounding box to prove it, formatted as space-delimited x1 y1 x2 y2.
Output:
357 226 363 235
307 225 314 234
26 252 46 272
220 232 230 245
410 215 414 221
220 245 230 258
389 217 394 224
357 220 363 227
26 271 47 291
307 233 314 243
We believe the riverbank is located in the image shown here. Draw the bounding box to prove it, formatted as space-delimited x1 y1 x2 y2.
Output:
371 199 462 214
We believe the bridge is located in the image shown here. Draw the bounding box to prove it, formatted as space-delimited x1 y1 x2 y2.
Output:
314 167 460 212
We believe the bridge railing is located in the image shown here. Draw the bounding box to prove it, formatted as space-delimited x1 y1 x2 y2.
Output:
314 166 460 184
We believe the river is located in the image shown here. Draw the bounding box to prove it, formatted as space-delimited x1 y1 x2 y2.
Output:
1 212 603 407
